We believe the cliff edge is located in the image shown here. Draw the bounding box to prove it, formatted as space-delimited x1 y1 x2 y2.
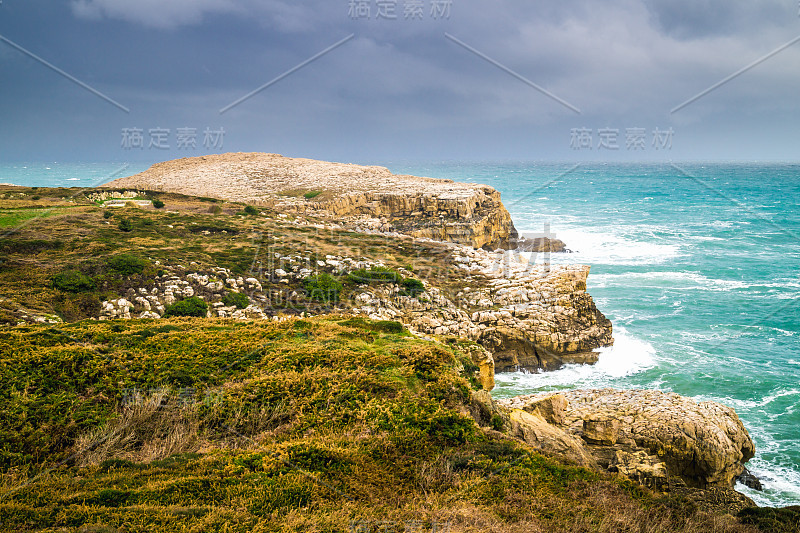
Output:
105 152 518 250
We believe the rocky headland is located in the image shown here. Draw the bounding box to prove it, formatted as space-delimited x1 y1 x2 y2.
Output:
104 153 611 373
99 153 759 497
106 152 519 250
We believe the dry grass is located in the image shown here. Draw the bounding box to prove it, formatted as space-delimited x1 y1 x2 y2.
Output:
74 390 203 466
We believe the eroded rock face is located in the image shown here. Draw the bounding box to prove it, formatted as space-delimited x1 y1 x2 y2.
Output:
352 257 613 372
500 389 755 490
104 153 517 250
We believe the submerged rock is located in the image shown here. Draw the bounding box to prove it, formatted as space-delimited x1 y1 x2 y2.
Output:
737 467 763 491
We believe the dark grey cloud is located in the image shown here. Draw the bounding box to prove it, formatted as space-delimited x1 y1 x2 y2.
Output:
642 0 791 39
1 0 799 162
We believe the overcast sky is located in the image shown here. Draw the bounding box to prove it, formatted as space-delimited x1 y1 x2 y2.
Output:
1 0 799 164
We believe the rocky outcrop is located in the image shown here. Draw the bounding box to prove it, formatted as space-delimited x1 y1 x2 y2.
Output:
349 258 612 372
509 408 598 468
515 236 568 253
98 153 612 371
500 389 755 490
104 153 517 250
447 246 612 371
95 239 611 374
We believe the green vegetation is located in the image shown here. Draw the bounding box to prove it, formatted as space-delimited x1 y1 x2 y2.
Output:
739 506 800 532
0 238 63 254
0 317 764 532
163 296 209 318
303 191 322 199
51 269 96 293
347 265 403 285
303 273 343 303
152 199 165 209
222 291 250 309
400 277 426 297
103 210 114 219
0 207 64 228
107 254 149 276
118 218 133 232
243 205 258 215
347 267 425 299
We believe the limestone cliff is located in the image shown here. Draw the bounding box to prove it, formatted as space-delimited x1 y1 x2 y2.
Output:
104 153 518 250
352 245 613 372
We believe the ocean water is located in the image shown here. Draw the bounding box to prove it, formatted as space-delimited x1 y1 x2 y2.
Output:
385 161 800 508
0 163 149 189
3 161 800 507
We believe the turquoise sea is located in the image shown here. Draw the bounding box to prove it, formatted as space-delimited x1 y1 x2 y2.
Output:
3 161 799 508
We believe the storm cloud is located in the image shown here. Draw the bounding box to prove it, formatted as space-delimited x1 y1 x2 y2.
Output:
1 0 799 162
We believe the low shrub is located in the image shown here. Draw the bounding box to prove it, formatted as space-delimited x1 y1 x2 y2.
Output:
400 278 425 297
303 273 342 303
103 210 114 219
243 205 258 215
107 254 149 276
347 266 403 285
303 191 322 199
163 297 208 318
373 320 404 334
738 506 800 533
222 291 250 309
52 270 96 293
152 199 165 209
0 239 63 254
118 218 133 232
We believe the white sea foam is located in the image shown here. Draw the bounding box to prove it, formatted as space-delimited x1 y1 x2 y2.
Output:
698 389 800 411
587 271 796 293
737 457 800 507
66 178 80 181
493 327 657 393
539 227 683 266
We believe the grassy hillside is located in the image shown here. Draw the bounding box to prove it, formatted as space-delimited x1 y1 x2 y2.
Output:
0 317 774 533
0 186 794 532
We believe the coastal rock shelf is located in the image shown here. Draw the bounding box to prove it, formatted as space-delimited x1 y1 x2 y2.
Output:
499 389 756 491
105 152 518 250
